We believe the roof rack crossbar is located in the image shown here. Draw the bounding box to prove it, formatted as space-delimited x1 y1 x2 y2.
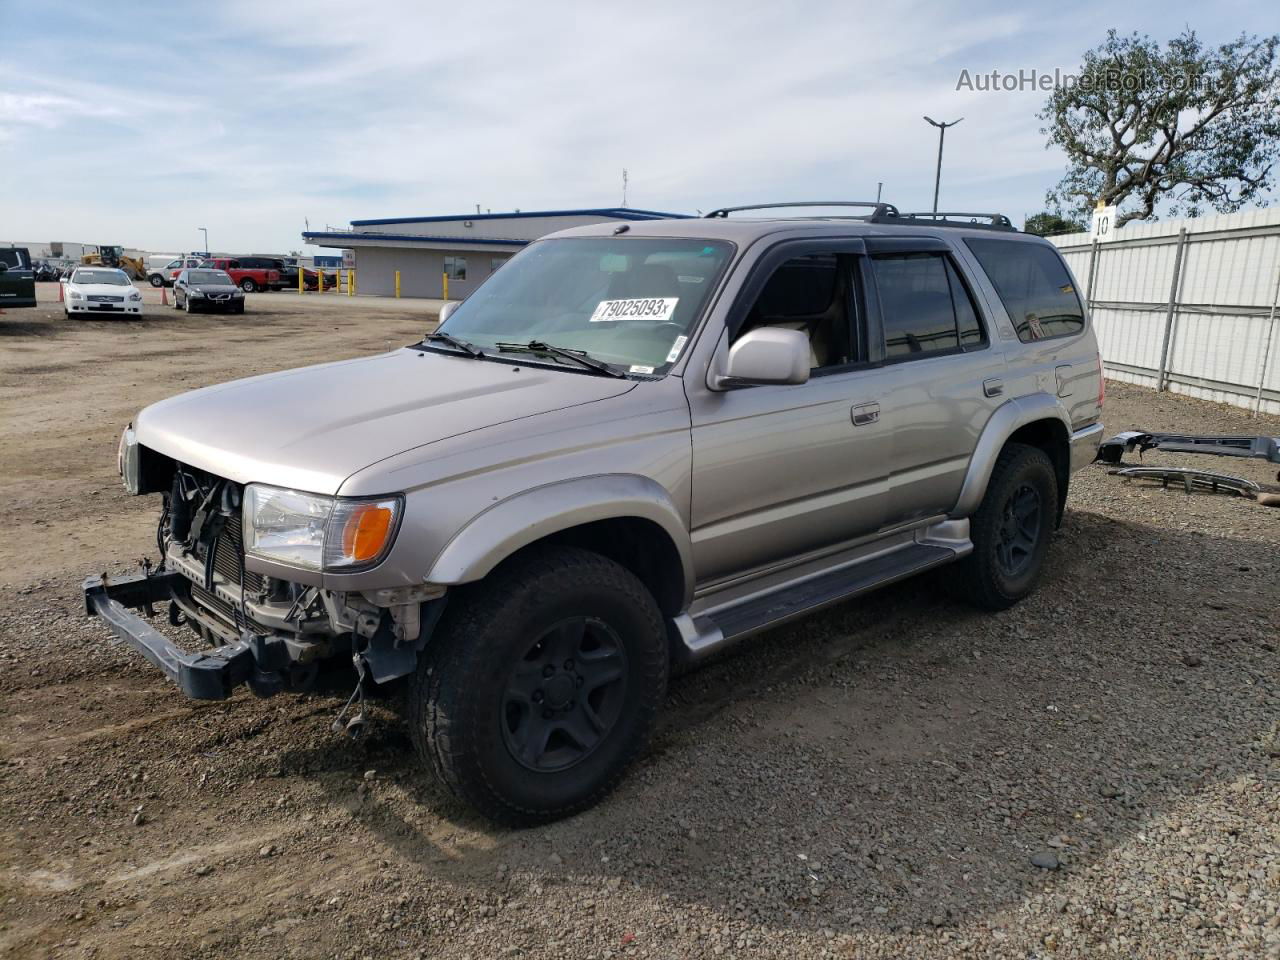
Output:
876 211 1017 232
705 201 901 219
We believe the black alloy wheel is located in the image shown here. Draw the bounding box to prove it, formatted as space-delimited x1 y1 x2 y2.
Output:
500 616 628 773
994 483 1042 577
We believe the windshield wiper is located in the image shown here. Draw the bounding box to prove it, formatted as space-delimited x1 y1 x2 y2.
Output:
424 331 486 358
494 341 626 378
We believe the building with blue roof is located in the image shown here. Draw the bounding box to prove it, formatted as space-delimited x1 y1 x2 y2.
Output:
302 207 687 299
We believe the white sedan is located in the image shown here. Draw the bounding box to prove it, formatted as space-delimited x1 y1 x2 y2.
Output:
63 267 144 318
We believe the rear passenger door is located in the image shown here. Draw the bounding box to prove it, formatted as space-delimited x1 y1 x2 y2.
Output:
866 238 1006 527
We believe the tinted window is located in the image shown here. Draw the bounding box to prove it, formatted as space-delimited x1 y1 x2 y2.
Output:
873 254 959 358
734 254 858 369
966 239 1084 342
948 259 985 348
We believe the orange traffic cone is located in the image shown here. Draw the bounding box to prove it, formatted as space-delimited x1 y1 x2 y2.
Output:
58 281 64 302
161 285 168 306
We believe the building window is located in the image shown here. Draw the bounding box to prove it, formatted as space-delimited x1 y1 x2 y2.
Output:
490 257 508 273
444 256 467 281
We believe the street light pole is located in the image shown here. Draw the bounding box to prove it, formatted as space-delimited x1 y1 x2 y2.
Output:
198 227 209 256
923 116 963 214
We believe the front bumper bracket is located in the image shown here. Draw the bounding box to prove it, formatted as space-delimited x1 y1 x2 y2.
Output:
84 571 254 700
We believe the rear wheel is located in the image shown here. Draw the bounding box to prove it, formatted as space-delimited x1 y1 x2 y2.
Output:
240 278 257 293
149 274 164 287
407 545 667 825
954 443 1057 611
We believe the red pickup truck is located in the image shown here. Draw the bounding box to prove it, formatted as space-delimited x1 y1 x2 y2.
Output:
197 258 280 293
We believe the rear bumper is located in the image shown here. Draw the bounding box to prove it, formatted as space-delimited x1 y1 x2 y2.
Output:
1069 422 1104 474
84 571 286 700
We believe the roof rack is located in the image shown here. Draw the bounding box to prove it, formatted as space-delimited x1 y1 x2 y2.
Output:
704 201 901 220
874 211 1017 232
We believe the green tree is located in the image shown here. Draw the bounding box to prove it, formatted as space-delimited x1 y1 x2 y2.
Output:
1023 212 1086 236
1041 29 1280 226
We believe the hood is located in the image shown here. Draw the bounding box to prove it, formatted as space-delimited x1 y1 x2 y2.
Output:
189 282 239 293
135 348 636 494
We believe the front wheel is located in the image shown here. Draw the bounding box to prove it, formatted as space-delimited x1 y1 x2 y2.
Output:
149 274 164 287
953 443 1058 611
407 546 667 826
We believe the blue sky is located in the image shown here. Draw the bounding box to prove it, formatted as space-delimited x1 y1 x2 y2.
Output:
1 0 1275 255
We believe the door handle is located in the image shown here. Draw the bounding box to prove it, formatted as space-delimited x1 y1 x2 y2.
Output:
851 402 880 426
983 378 1004 397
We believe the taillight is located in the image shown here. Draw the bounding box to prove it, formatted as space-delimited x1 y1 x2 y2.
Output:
1097 351 1106 408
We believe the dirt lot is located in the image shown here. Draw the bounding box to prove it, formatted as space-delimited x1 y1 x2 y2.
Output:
1 287 1277 959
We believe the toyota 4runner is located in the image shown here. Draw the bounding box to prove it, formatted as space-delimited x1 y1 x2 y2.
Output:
86 202 1103 824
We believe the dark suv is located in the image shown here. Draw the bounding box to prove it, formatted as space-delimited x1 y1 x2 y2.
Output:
0 247 37 308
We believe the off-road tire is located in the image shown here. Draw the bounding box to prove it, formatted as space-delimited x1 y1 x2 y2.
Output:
954 442 1058 611
407 545 667 826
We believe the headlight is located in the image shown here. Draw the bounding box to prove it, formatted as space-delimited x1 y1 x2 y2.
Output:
118 424 141 495
68 290 84 300
129 290 142 301
190 289 204 297
243 484 401 571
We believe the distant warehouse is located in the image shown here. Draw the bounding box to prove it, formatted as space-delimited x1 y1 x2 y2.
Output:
302 207 687 299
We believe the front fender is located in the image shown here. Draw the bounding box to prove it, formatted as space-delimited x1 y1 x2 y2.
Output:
426 474 694 606
950 392 1070 518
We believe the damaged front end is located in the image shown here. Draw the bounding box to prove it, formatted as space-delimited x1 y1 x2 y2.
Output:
85 430 444 705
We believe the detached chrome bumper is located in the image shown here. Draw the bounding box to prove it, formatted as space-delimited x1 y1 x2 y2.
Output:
83 571 287 700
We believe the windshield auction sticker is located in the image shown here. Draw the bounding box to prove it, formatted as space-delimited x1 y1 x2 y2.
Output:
590 297 679 323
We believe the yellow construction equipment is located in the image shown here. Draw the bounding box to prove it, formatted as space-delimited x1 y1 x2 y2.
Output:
80 245 145 281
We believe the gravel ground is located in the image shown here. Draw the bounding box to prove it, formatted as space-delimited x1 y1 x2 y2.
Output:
1 291 1277 959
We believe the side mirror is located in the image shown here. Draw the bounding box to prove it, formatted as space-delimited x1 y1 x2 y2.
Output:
0 263 8 273
437 301 460 325
717 327 810 387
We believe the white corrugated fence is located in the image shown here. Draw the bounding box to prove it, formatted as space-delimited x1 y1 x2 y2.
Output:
1051 208 1280 415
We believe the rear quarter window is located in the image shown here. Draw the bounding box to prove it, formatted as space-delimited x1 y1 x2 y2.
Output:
965 238 1084 343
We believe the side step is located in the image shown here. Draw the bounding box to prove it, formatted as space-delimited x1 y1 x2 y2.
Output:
673 542 956 661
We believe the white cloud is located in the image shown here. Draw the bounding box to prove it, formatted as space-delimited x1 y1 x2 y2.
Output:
0 1 1274 252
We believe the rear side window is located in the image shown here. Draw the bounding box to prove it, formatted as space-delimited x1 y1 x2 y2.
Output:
966 239 1084 342
871 253 986 360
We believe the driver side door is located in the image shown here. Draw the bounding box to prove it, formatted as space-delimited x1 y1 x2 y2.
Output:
686 240 892 583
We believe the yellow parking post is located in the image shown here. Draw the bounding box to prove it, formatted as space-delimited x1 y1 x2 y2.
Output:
298 267 304 294
318 268 325 292
346 269 353 296
395 270 401 299
351 269 356 296
442 272 449 301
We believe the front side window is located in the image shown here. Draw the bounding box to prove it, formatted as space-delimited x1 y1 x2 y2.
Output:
731 253 861 370
872 253 985 359
438 237 734 374
444 256 467 281
965 238 1084 343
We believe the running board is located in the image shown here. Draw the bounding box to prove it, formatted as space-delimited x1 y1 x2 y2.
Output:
670 542 957 662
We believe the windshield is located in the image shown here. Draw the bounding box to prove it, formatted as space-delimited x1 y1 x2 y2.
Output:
188 270 231 284
435 237 734 374
73 269 129 285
